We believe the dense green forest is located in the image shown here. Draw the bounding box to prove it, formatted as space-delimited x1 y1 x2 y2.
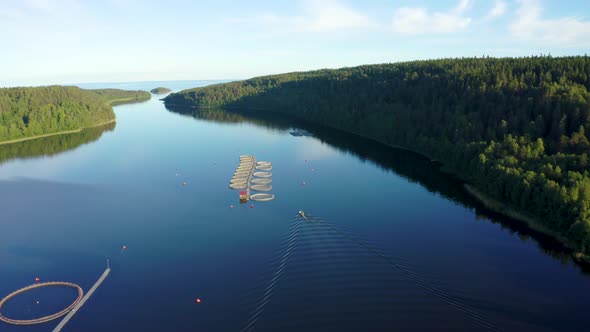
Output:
0 86 149 142
150 87 171 94
0 86 115 142
165 56 590 259
88 88 151 105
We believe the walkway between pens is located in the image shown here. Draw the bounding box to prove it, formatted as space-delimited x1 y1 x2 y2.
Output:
52 267 111 332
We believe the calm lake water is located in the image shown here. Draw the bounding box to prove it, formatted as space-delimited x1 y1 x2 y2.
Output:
1 81 589 332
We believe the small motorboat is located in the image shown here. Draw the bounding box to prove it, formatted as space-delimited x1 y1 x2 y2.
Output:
298 210 308 221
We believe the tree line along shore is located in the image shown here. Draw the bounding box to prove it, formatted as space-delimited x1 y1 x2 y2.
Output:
164 56 590 261
0 86 150 143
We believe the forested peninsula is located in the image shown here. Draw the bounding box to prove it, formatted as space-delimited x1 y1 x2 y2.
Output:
150 87 171 94
0 86 149 144
89 88 151 105
164 56 590 260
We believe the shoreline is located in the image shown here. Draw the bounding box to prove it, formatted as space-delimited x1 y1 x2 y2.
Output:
165 103 590 263
108 96 151 106
464 184 563 237
0 88 151 146
357 131 590 263
249 107 590 262
0 119 116 146
463 184 590 263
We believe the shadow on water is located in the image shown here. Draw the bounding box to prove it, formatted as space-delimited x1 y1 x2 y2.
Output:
0 122 115 166
165 105 590 275
167 106 292 132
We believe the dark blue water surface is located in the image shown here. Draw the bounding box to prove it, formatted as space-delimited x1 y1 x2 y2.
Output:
1 81 589 332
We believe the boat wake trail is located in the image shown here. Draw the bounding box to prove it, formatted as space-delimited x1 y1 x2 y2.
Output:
240 216 302 332
304 214 502 332
241 213 501 332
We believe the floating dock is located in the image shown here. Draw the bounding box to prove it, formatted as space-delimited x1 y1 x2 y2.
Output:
289 129 312 137
52 266 111 332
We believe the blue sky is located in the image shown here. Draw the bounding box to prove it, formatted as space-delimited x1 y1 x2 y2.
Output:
1 0 589 86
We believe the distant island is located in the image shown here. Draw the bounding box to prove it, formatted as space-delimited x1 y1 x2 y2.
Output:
0 86 150 144
165 56 590 261
150 87 172 94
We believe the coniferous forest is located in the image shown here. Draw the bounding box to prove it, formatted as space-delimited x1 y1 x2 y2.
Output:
150 87 172 94
89 88 151 105
165 56 590 258
0 86 149 142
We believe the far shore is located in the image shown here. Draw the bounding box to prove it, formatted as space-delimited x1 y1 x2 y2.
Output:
0 94 148 146
0 119 116 146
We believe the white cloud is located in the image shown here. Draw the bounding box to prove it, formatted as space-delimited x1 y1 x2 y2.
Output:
392 0 472 34
301 0 374 31
453 0 473 14
510 0 590 47
485 0 507 20
227 0 374 33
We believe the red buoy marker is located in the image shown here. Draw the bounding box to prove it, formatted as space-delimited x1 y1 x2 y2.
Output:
35 277 40 283
250 204 254 208
195 298 201 303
